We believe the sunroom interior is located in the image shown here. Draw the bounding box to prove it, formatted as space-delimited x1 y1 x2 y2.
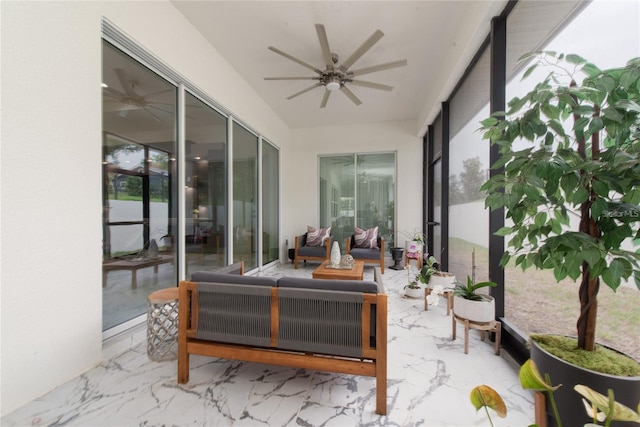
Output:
1 0 638 423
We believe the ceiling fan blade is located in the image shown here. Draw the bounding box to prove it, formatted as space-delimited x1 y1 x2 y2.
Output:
349 80 394 91
338 29 384 72
315 24 334 70
268 46 323 75
264 77 320 81
340 85 362 106
286 82 323 100
143 107 163 122
141 88 173 99
115 68 136 96
349 59 408 77
320 89 331 108
103 86 126 99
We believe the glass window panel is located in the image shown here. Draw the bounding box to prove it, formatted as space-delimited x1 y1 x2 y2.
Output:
102 40 177 332
320 153 395 251
356 153 396 243
184 92 228 273
431 114 443 259
504 0 640 361
320 155 355 249
233 123 258 269
262 140 279 264
448 47 490 283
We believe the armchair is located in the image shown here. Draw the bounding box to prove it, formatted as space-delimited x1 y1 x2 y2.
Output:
293 230 333 269
346 233 385 274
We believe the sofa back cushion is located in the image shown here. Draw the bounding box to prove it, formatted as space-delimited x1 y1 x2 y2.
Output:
277 276 378 293
276 287 364 358
195 282 272 347
191 271 277 287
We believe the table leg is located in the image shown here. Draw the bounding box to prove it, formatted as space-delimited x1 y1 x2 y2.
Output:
132 270 137 289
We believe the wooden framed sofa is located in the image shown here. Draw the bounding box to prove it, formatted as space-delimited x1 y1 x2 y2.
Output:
178 265 388 414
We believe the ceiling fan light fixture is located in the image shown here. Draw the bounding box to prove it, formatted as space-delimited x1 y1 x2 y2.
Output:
326 80 340 91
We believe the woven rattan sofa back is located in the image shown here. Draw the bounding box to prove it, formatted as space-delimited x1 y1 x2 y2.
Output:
192 273 381 358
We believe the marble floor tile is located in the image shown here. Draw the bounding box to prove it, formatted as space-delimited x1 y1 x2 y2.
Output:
3 261 535 426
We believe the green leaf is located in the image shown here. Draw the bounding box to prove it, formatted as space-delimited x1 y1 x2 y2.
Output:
591 179 609 197
581 248 601 267
495 226 514 237
582 62 602 77
519 360 561 392
522 64 538 80
534 211 547 228
572 187 589 204
479 117 499 127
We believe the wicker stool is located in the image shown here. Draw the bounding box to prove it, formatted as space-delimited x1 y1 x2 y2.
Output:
147 287 179 361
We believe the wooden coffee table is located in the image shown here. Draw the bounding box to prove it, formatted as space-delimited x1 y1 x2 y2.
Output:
312 260 364 280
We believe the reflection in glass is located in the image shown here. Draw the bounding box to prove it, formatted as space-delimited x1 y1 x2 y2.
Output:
102 40 177 332
233 123 258 269
184 92 227 274
262 141 279 265
320 154 395 250
320 156 354 249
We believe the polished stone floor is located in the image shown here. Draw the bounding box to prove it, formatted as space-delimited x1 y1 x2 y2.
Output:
3 261 534 426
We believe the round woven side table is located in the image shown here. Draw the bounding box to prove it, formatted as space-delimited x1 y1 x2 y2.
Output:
147 287 179 361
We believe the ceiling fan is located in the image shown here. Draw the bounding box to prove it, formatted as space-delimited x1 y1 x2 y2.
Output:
264 24 407 108
103 68 174 121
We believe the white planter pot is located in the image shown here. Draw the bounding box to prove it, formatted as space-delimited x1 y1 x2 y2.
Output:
404 286 424 299
453 295 495 323
405 240 422 254
429 273 456 289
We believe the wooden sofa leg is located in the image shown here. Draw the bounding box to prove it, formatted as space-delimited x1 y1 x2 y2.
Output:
178 350 189 384
376 365 387 415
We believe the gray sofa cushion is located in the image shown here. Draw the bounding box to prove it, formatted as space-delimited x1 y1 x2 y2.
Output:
277 276 378 293
297 245 327 257
349 247 381 260
191 271 277 287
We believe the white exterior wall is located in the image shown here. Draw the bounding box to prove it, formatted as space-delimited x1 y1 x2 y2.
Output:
0 1 290 415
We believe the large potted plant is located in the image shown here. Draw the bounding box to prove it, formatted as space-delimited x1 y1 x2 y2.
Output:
480 52 640 426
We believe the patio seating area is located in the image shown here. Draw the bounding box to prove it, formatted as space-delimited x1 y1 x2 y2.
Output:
3 260 534 426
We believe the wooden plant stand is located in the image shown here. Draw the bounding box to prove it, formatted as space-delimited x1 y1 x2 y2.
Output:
451 313 501 355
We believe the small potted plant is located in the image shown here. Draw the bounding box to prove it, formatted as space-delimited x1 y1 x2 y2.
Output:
419 256 456 289
404 265 424 299
452 276 497 323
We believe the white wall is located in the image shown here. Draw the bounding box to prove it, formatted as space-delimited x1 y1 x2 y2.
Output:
0 1 290 415
285 120 423 248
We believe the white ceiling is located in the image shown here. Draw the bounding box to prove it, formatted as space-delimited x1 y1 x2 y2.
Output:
171 1 509 133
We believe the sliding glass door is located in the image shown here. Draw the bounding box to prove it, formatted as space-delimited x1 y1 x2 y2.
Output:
184 92 227 274
102 30 280 334
102 40 178 331
319 153 395 250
